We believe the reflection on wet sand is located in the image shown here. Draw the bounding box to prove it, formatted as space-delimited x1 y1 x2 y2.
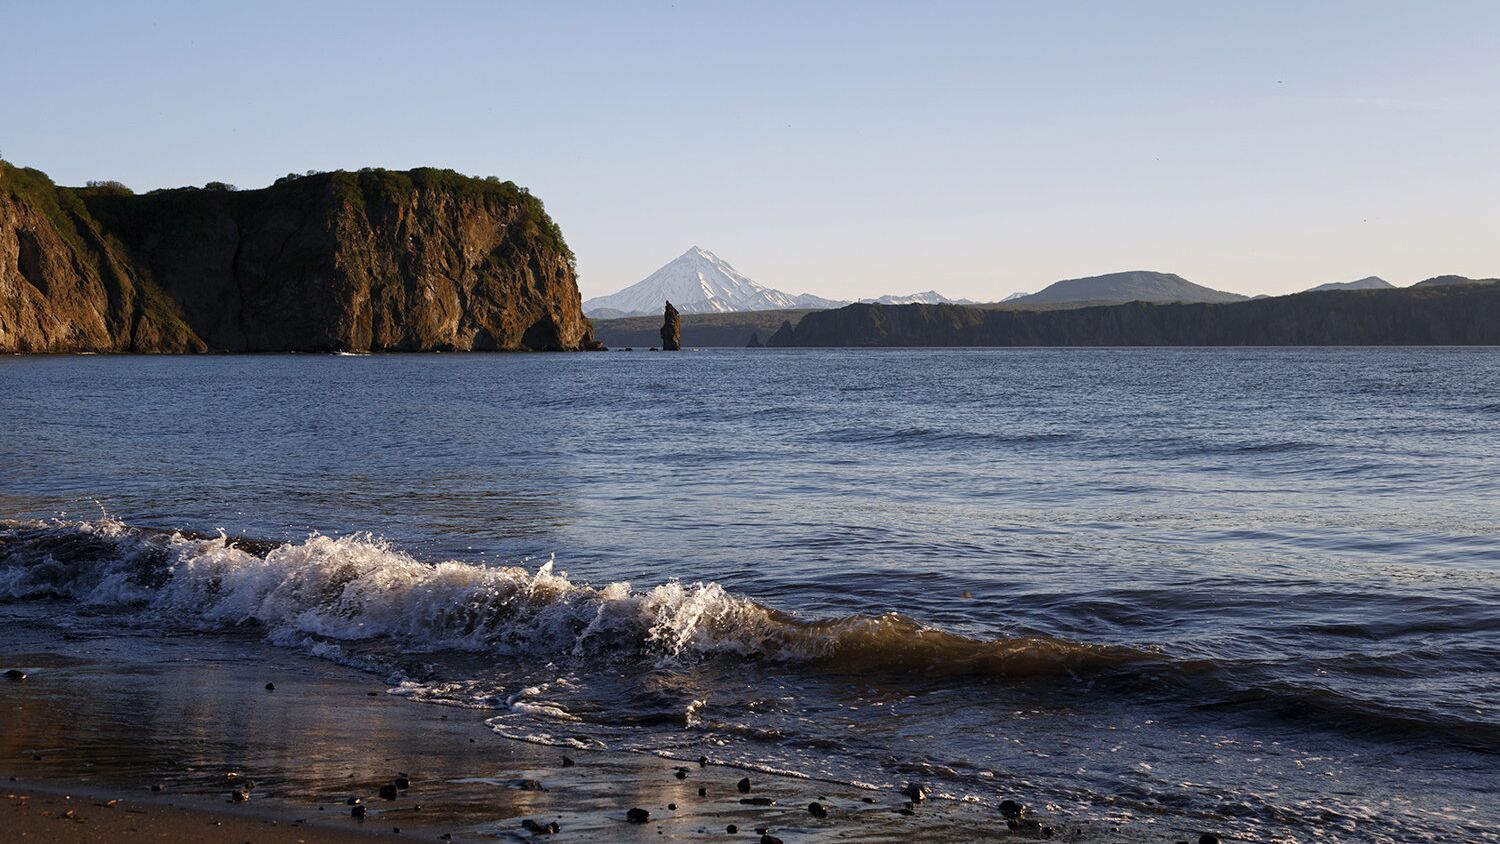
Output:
1 609 1139 842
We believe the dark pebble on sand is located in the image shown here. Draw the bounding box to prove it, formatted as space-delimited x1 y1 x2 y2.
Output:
698 755 709 767
898 807 915 816
626 807 651 823
394 774 410 790
760 836 783 844
675 767 689 779
1199 836 1223 844
231 788 249 802
150 784 164 793
518 778 544 791
808 801 828 818
726 824 738 834
367 691 377 696
737 777 752 793
379 783 398 800
31 754 41 761
4 669 27 681
352 805 366 818
739 797 775 806
698 787 707 797
562 756 575 767
999 799 1026 819
668 803 677 810
861 796 876 803
522 818 560 834
902 782 930 802
264 682 275 691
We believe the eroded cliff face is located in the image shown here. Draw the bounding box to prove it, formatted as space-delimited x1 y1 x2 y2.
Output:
0 163 601 353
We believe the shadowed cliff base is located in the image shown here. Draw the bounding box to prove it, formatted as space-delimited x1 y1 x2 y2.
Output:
766 282 1500 347
0 161 603 353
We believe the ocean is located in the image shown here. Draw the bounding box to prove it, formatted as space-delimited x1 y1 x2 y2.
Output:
2 348 1497 842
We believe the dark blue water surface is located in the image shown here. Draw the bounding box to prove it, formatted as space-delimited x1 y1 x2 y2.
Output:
2 348 1497 842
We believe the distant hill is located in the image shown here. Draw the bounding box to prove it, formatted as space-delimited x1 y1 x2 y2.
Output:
591 309 820 348
1413 274 1500 288
766 284 1500 347
1013 270 1246 305
582 247 844 316
1305 276 1394 292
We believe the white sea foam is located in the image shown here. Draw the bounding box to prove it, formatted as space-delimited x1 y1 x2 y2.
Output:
0 518 1154 679
0 519 781 664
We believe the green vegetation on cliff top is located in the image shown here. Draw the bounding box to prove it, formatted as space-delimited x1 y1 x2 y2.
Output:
1 160 574 270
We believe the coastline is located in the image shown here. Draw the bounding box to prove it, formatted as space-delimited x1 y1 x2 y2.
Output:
1 605 1164 843
2 784 402 842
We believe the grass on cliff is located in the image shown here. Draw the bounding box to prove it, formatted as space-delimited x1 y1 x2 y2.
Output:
0 160 96 257
308 167 576 270
6 159 578 282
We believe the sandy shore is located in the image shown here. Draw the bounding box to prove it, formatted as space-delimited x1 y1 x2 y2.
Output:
1 606 1168 842
3 784 403 842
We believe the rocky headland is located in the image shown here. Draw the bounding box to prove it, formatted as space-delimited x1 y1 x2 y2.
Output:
0 161 602 353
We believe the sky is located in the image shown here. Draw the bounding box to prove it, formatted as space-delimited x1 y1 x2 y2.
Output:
2 1 1497 301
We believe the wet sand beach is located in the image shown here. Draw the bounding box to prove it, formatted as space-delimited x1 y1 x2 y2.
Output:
1 606 1163 843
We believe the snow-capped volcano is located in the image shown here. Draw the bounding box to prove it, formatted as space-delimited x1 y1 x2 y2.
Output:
583 247 845 317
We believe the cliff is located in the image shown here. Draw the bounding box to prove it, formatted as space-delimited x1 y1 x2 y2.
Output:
0 162 602 352
769 283 1500 347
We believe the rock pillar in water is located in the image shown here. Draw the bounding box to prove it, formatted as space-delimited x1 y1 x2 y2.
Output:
661 300 682 351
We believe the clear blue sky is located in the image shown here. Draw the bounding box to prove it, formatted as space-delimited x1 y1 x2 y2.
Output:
3 1 1496 299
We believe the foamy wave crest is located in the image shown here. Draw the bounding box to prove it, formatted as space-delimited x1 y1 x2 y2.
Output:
0 518 1153 676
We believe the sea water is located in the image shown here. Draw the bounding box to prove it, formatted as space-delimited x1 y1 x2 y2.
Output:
1 348 1497 842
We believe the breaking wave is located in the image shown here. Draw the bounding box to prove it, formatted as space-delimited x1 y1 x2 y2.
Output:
0 518 1151 678
3 517 1495 752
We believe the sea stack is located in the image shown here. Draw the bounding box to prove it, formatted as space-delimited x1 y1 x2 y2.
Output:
746 330 762 348
661 300 681 350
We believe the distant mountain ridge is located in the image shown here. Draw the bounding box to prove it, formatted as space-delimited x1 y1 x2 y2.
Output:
1305 276 1394 292
1012 270 1246 305
860 291 976 305
582 247 843 316
1413 274 1500 288
767 282 1500 347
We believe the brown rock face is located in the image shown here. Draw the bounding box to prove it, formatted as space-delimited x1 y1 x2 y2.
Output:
660 300 681 351
0 162 603 353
